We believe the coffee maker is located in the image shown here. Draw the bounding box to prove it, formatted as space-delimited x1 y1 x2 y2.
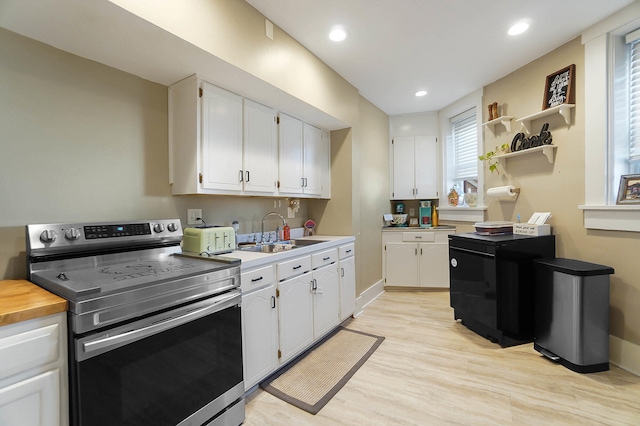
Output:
419 201 432 228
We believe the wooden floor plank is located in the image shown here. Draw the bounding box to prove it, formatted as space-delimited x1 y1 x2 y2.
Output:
245 291 640 425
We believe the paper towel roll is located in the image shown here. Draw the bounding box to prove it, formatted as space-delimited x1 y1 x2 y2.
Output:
487 185 519 198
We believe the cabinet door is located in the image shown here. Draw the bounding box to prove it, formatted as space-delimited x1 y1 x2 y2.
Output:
339 256 356 321
201 82 243 192
418 242 450 288
414 135 438 199
384 242 418 286
242 285 279 390
303 123 323 196
278 113 304 194
0 370 59 426
312 263 340 339
278 271 314 363
392 136 416 200
243 100 278 194
320 129 331 199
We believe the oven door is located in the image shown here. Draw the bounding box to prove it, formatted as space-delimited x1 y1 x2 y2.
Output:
71 290 244 426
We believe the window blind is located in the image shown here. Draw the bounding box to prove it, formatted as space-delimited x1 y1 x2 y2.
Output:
629 40 640 164
451 110 478 180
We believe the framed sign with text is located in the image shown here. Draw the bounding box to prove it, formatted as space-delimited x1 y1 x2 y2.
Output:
543 64 575 110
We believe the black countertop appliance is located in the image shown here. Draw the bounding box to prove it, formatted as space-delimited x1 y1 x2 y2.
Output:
448 233 555 347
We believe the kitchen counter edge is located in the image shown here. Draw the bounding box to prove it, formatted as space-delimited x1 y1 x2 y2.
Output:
0 280 68 327
198 235 356 271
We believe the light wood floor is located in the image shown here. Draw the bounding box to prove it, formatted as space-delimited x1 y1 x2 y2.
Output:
244 291 640 425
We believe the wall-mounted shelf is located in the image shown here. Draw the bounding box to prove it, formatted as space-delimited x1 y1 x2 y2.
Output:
515 104 575 134
495 145 557 169
483 116 514 136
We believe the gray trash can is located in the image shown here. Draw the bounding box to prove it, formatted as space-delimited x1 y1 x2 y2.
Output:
534 258 615 373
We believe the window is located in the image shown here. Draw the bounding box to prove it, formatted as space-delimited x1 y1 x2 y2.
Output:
447 108 478 206
611 29 640 202
581 9 640 232
627 35 640 174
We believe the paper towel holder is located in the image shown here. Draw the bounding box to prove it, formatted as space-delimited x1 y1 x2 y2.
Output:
486 185 520 199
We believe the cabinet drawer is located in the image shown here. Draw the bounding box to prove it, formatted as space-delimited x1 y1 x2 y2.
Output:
0 323 60 381
339 243 355 259
241 265 275 293
403 232 435 242
277 255 312 281
312 248 338 269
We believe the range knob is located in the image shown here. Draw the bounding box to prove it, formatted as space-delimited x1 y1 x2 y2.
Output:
167 223 178 232
153 223 165 233
40 230 57 243
65 228 82 241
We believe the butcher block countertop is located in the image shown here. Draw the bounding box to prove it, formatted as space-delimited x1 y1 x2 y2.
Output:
0 280 67 327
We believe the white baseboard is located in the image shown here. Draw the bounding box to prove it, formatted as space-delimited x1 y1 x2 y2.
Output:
610 335 640 376
354 279 385 317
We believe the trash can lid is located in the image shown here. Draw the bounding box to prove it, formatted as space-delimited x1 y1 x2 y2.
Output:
534 258 615 276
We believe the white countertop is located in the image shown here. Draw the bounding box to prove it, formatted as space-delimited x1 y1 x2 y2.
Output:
192 235 355 270
382 226 455 232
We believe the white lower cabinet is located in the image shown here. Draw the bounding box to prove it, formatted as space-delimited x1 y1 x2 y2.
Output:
0 313 68 426
383 230 454 288
338 243 356 321
241 240 354 389
277 269 314 364
241 265 279 391
311 262 340 340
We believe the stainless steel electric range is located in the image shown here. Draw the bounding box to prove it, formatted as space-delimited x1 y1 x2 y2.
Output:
26 219 244 426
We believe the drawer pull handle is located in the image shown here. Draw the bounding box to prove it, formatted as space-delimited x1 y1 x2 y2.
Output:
251 276 263 282
271 296 276 308
293 265 302 270
323 256 330 261
345 249 352 253
415 236 423 239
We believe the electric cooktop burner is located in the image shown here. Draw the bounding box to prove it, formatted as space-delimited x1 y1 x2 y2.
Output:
30 255 234 300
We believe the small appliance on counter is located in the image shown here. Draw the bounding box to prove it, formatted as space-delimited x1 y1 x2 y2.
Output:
419 201 432 228
182 226 236 254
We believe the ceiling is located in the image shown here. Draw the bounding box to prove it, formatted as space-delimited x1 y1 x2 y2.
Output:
245 0 635 115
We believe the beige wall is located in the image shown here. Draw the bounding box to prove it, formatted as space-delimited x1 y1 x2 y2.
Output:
0 28 176 277
0 2 390 301
483 37 639 346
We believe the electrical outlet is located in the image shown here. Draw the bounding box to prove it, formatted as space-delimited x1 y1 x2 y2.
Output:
288 207 295 219
410 208 415 216
187 209 202 225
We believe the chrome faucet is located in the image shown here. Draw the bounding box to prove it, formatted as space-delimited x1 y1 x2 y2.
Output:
261 212 286 243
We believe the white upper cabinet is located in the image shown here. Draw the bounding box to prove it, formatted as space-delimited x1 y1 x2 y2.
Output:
391 135 438 200
278 115 329 198
201 82 244 193
169 75 330 198
278 113 304 194
243 99 279 194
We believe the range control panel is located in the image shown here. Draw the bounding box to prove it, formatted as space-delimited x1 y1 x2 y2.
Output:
27 219 182 254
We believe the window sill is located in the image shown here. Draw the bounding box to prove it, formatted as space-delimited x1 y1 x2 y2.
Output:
579 205 640 232
437 206 486 222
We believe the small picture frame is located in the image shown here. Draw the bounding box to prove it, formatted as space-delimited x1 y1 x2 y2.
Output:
409 217 419 226
543 64 575 110
616 174 640 204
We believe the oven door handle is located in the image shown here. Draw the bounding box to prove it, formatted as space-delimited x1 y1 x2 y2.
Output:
82 291 240 356
450 246 495 258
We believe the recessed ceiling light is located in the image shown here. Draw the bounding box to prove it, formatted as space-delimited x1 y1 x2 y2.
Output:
415 90 428 97
508 22 529 36
329 27 348 42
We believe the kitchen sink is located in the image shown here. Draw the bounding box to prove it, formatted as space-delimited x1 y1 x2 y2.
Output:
238 239 328 253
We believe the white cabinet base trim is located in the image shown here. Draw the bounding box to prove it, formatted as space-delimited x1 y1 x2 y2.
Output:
610 335 640 377
355 280 384 318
